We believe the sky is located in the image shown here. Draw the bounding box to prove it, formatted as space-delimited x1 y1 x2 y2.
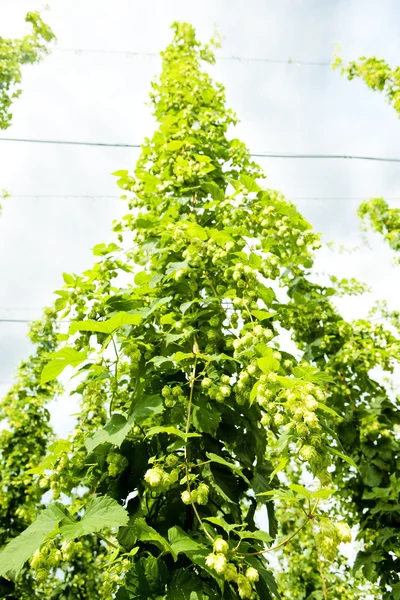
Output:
1 0 400 438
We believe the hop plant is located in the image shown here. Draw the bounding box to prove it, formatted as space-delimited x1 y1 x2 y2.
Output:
0 19 387 600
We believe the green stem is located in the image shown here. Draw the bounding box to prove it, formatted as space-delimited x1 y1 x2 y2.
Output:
184 343 214 544
110 334 119 416
237 517 310 557
237 500 319 557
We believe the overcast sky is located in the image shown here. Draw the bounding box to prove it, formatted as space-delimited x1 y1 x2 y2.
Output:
1 0 400 436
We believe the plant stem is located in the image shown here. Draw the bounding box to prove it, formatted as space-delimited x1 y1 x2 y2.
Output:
184 346 214 543
237 500 320 557
110 334 119 416
238 516 310 556
203 271 218 297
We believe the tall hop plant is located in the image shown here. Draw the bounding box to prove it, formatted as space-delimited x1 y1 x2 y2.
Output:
0 23 356 599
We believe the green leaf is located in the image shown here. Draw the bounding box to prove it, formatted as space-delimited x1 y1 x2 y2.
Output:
317 402 342 419
0 504 67 577
275 376 297 389
181 221 208 240
209 230 235 247
360 463 382 487
165 332 188 346
239 529 272 543
192 402 221 436
240 173 261 192
330 448 358 470
134 271 151 286
86 413 135 453
391 582 400 600
257 349 280 374
249 252 262 268
160 313 176 325
206 463 241 505
119 556 168 598
132 518 175 558
146 426 201 439
166 140 185 151
26 439 71 475
165 261 189 276
269 457 289 481
59 496 128 543
206 452 250 483
257 489 296 502
56 333 69 341
92 242 122 256
203 516 241 534
257 284 275 306
69 311 142 335
130 394 164 422
62 272 74 285
202 182 224 201
288 483 312 499
147 355 175 369
166 569 205 600
87 395 163 452
244 557 281 600
250 381 261 405
168 526 205 555
312 488 336 500
251 310 275 321
40 359 68 383
251 464 277 532
180 300 197 314
173 351 194 362
40 348 88 384
193 153 212 163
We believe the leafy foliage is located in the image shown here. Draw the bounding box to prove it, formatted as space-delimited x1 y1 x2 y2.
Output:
2 20 400 600
358 197 400 259
0 503 67 578
0 11 55 129
276 499 380 599
333 54 400 116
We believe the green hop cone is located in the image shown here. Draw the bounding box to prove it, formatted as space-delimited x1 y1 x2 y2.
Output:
213 537 229 554
196 482 209 505
144 466 165 488
335 521 352 543
165 454 178 467
237 574 252 599
245 567 259 583
299 444 318 462
30 549 43 570
224 563 238 582
201 377 212 389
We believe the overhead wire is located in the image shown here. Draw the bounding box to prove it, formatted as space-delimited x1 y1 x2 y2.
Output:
0 48 394 383
4 194 400 202
1 137 400 163
54 47 331 66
